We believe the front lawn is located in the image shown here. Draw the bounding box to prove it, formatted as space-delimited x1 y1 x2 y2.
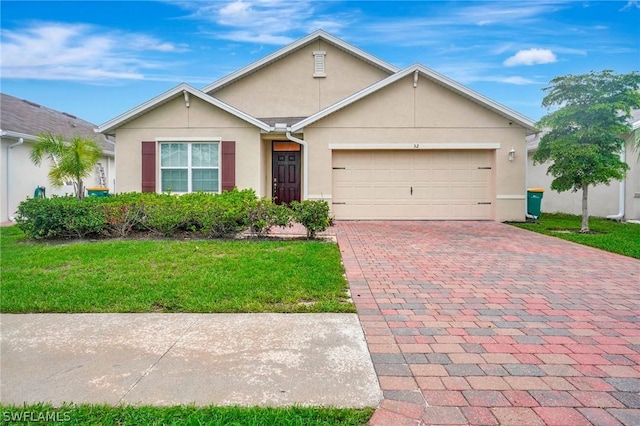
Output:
0 403 374 425
0 226 354 313
511 213 640 259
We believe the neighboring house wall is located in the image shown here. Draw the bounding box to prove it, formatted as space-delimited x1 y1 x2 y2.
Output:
114 96 262 194
211 40 392 118
1 137 113 222
303 74 528 222
625 137 640 220
527 133 640 220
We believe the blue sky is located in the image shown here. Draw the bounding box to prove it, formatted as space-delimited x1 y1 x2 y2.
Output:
1 1 639 126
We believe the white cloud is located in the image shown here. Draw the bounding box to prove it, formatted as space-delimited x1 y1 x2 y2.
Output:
455 2 567 26
500 76 538 85
620 0 640 11
0 22 188 81
503 48 557 66
178 0 351 45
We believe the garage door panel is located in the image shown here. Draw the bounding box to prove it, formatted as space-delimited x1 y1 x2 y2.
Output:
450 186 471 199
471 185 491 199
392 169 413 183
431 169 451 182
451 169 472 182
332 150 493 220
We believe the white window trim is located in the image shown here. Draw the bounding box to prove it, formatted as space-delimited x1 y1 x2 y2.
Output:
156 137 222 142
158 141 221 194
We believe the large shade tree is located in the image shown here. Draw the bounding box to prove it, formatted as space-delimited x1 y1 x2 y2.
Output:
533 70 640 232
30 133 103 200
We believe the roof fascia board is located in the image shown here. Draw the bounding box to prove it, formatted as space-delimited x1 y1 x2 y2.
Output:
0 129 38 141
98 84 270 134
201 30 399 94
1 129 114 157
292 64 537 134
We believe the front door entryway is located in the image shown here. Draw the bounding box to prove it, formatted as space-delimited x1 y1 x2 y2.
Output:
272 141 301 204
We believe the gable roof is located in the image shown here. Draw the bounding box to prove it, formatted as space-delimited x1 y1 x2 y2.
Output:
291 64 538 135
0 93 114 155
98 83 271 135
201 30 399 94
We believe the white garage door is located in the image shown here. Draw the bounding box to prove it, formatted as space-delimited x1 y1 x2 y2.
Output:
332 150 494 220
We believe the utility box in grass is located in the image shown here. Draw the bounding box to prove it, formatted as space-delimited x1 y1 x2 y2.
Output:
527 188 544 219
87 187 109 197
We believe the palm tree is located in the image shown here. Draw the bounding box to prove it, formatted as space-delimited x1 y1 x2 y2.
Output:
30 133 103 200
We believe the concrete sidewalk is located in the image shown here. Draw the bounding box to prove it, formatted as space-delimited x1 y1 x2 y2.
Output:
0 313 382 407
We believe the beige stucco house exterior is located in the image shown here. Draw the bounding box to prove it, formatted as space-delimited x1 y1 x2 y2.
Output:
99 31 537 222
527 112 640 221
1 93 115 222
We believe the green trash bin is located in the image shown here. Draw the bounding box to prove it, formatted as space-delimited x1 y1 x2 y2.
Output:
527 188 544 219
87 187 110 197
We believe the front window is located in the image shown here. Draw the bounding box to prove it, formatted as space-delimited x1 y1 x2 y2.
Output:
160 142 219 193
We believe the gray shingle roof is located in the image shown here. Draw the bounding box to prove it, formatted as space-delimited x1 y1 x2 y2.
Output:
1 93 114 154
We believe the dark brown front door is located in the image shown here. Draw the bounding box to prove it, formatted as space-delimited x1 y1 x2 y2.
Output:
272 144 301 204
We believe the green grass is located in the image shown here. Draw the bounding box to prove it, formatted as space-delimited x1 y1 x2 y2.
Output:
511 212 640 259
0 403 374 425
0 226 354 313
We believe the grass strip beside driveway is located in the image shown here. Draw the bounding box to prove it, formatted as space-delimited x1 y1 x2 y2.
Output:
511 213 640 259
0 227 354 313
0 404 374 425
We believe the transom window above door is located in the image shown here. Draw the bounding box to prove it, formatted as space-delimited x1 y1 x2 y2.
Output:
160 142 220 193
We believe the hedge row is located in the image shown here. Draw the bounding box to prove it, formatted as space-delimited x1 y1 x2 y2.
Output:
15 190 333 240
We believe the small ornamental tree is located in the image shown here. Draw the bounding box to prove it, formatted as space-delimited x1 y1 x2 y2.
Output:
30 133 103 200
533 70 640 232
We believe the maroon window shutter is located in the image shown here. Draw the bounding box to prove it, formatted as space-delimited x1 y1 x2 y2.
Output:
141 141 156 193
221 141 236 192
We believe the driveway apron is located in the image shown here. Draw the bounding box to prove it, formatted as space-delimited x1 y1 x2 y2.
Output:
335 221 640 426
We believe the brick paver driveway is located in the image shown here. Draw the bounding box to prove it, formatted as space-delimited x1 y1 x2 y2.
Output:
335 221 640 426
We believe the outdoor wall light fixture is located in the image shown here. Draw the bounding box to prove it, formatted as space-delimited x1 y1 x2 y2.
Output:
508 148 516 162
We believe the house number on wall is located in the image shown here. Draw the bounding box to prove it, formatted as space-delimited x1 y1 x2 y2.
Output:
414 144 420 149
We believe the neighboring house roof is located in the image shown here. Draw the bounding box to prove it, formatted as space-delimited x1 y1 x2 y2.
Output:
0 92 114 156
201 30 399 95
98 84 272 135
290 64 538 135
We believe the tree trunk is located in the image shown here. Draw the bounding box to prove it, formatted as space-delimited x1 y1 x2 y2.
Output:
77 179 84 201
581 183 589 233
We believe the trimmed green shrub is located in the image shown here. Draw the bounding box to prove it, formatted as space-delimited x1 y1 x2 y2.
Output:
290 200 333 239
247 198 293 237
16 196 106 239
180 190 256 238
101 195 147 238
141 193 184 236
15 190 336 241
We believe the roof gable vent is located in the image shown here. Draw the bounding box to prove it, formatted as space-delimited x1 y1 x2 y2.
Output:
313 51 326 78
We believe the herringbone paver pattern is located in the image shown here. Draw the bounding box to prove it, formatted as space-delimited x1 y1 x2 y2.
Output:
335 221 640 426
